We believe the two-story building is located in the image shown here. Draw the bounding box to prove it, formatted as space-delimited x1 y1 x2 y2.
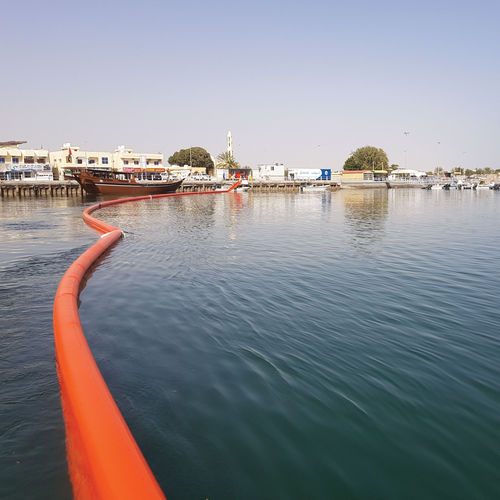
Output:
113 145 164 173
49 144 113 179
49 144 164 179
0 141 52 180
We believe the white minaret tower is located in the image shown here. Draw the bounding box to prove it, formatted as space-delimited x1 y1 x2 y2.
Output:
227 131 233 158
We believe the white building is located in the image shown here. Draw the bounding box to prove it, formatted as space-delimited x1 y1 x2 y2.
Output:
49 144 164 179
388 168 426 180
252 163 286 181
113 145 163 172
0 141 52 180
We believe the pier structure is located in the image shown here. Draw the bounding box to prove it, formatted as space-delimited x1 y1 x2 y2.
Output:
0 180 340 197
0 181 82 197
1 179 445 198
245 180 339 192
180 180 339 193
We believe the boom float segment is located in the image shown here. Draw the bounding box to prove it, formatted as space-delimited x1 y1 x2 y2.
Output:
53 181 241 499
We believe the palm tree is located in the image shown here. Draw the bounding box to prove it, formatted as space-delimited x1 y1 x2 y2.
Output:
216 151 240 170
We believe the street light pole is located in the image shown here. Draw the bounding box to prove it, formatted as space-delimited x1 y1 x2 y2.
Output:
436 141 441 176
403 131 410 169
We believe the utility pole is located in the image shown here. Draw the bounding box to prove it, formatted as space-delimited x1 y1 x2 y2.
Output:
436 141 441 176
403 131 410 169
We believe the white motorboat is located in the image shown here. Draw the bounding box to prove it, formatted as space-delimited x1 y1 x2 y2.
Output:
235 179 251 191
300 184 329 192
430 184 443 190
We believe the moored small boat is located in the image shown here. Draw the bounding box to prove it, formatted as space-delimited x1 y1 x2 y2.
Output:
236 179 251 191
300 184 329 192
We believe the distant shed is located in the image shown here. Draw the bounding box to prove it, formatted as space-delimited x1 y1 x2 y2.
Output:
342 170 374 181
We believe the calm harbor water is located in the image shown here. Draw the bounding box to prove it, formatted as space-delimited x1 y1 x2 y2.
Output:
1 189 500 499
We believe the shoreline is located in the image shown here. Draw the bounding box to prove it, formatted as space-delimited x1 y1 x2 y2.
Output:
1 179 497 198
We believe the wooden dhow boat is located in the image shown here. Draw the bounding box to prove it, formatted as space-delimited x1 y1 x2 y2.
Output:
70 168 184 195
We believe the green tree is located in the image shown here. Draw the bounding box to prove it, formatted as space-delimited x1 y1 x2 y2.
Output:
168 147 214 171
343 155 362 170
343 146 389 171
465 169 474 177
387 163 399 175
216 151 241 170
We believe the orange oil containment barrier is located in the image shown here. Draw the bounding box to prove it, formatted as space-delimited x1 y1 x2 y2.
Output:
53 181 241 499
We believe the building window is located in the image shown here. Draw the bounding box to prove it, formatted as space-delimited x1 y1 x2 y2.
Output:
134 161 139 165
13 158 20 164
271 166 274 171
102 157 108 164
89 159 95 164
0 158 5 163
146 161 150 165
124 160 129 165
77 159 83 164
154 161 159 165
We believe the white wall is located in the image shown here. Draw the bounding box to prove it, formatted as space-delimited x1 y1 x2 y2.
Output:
289 169 322 180
252 163 285 180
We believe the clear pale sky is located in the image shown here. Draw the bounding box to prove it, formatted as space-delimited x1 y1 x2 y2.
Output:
3 0 499 171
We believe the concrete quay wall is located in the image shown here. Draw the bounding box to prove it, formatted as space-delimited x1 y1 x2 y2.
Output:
1 180 82 197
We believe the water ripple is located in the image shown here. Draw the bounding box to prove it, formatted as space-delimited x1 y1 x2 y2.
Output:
2 191 500 499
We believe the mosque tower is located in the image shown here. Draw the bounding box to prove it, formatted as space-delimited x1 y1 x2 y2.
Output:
227 131 233 158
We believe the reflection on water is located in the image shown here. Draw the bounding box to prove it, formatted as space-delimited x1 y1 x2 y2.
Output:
342 189 388 248
1 190 500 500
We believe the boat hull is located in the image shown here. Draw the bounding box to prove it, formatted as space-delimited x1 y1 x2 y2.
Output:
71 168 184 195
90 180 183 195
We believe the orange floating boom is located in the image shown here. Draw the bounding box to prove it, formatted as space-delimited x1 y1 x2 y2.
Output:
53 181 241 499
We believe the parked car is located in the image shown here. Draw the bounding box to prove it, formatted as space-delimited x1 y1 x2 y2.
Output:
191 174 211 181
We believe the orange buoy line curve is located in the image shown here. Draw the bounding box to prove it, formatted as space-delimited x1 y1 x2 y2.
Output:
53 181 242 499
